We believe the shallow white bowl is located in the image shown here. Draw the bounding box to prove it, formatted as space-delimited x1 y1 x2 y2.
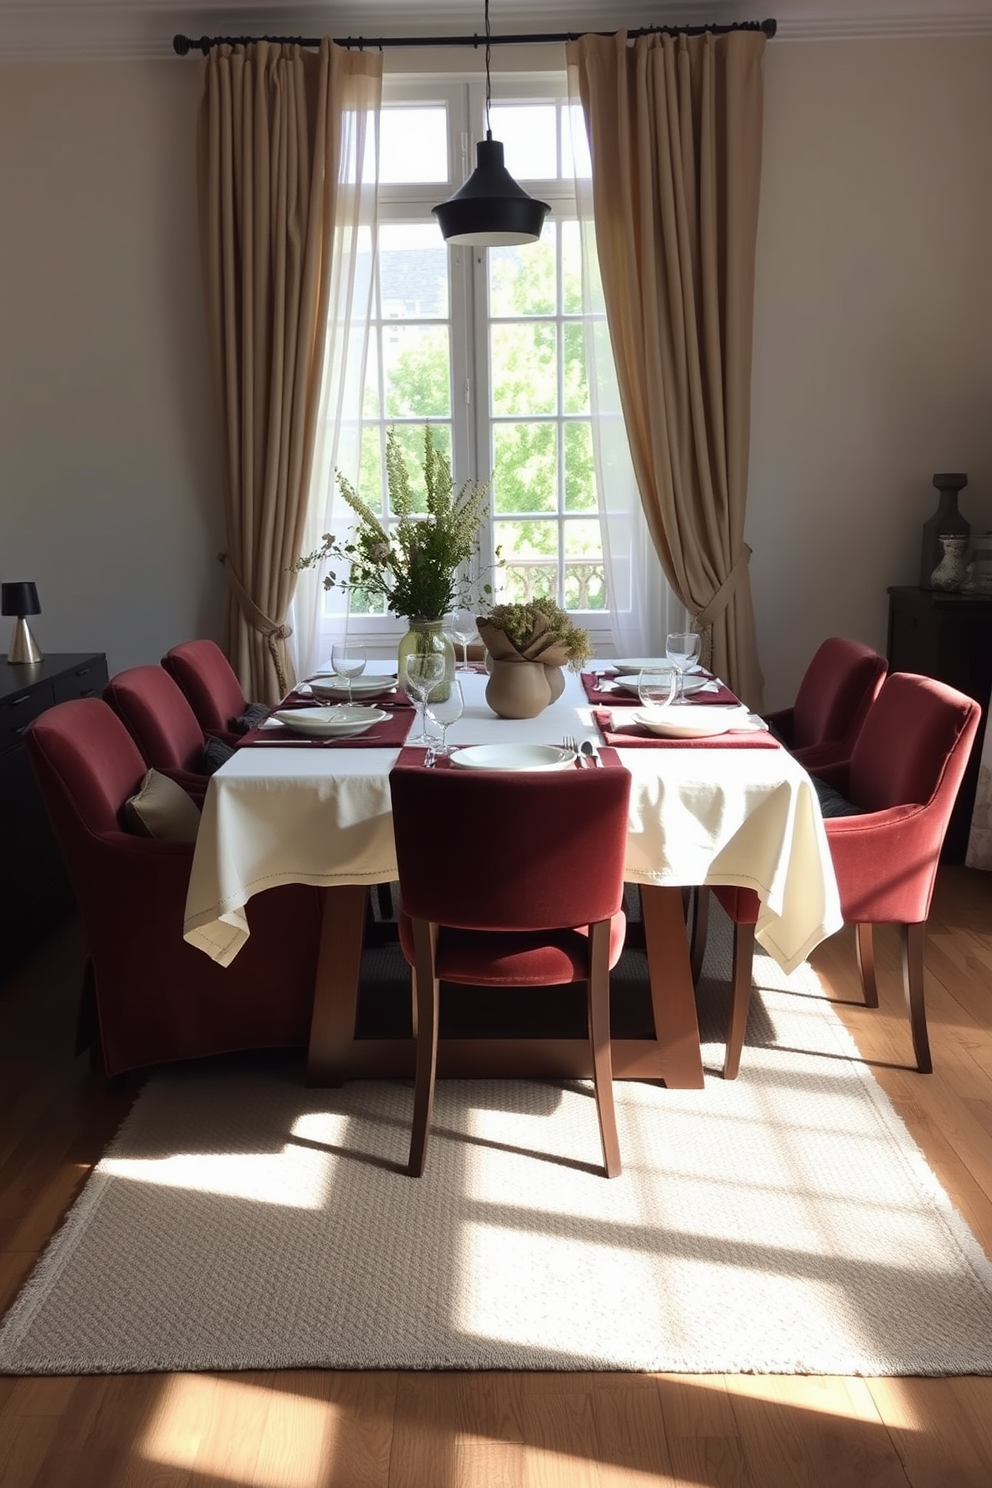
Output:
633 705 750 739
271 705 387 738
612 672 709 697
450 743 577 772
308 674 397 701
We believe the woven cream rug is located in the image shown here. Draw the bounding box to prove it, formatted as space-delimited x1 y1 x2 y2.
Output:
4 920 992 1376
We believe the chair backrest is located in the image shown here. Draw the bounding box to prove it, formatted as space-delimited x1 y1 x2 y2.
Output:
389 766 631 932
25 695 322 1079
162 640 248 735
104 665 206 775
848 671 981 816
25 696 148 849
791 638 887 751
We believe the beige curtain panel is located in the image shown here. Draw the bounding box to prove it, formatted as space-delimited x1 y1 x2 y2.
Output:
568 29 766 707
198 40 383 702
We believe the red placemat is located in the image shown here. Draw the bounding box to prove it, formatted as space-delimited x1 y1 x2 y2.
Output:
392 744 626 771
237 707 415 749
593 709 780 749
580 671 739 708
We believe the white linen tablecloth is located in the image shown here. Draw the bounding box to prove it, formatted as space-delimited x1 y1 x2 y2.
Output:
183 668 842 974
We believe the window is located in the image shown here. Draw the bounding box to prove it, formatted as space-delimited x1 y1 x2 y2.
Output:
320 76 627 652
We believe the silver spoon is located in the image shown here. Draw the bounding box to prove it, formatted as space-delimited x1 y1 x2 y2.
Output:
579 739 603 768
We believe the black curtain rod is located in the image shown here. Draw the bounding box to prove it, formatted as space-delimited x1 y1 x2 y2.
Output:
173 19 776 57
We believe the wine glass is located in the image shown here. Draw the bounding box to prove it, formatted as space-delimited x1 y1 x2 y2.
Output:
448 607 478 671
665 632 701 704
425 678 464 760
404 649 447 745
637 666 678 716
330 641 366 704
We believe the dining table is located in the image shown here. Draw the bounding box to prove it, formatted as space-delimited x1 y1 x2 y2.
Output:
183 664 843 1090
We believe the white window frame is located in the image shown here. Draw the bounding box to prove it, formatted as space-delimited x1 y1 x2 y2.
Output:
341 70 616 656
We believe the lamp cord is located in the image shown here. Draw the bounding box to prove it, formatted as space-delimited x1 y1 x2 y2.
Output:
484 0 492 140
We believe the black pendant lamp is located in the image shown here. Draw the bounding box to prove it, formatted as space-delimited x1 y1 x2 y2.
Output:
433 0 550 247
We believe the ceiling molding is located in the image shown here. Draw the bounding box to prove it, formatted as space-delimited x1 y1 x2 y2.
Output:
2 2 992 62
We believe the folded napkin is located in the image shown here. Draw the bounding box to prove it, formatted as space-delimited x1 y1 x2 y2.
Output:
593 709 780 749
238 707 415 749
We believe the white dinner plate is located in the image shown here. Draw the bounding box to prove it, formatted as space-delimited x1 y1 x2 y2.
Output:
608 657 668 673
307 673 397 699
450 743 577 772
633 705 752 739
271 705 386 738
612 672 709 697
610 658 707 675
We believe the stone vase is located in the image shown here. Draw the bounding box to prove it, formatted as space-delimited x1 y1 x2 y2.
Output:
484 658 555 720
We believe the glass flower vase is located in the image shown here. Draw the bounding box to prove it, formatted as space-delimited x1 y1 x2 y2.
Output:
398 619 456 705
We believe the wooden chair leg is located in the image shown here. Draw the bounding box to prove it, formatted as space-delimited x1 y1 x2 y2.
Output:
689 886 710 984
901 921 933 1074
408 919 440 1176
588 920 621 1178
855 922 879 1007
723 922 756 1080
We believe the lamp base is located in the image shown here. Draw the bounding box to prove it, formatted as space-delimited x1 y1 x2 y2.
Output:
8 618 43 665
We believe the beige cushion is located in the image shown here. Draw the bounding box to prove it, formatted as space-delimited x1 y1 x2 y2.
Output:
125 769 201 842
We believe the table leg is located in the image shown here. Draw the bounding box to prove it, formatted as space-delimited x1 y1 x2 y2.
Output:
638 884 705 1089
306 883 369 1086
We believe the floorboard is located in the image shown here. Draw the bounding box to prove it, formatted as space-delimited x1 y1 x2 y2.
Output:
2 867 992 1485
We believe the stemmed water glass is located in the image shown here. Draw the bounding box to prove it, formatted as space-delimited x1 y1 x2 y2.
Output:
330 641 366 704
637 666 678 716
425 678 464 761
665 632 701 704
404 649 447 746
448 607 477 671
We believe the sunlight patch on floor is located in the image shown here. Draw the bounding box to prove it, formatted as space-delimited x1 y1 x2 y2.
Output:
140 1374 342 1487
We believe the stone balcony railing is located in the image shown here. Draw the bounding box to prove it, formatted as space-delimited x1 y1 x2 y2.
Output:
501 559 607 611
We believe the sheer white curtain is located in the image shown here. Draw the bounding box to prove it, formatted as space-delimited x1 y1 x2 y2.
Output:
289 98 381 680
567 88 686 658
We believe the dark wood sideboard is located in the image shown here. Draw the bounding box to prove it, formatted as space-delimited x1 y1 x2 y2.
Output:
886 586 992 862
0 652 109 974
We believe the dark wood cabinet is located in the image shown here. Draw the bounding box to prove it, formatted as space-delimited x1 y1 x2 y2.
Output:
1 652 108 973
886 587 992 862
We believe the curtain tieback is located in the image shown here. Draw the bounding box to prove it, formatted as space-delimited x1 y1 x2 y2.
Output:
695 545 752 632
222 554 292 696
692 547 752 671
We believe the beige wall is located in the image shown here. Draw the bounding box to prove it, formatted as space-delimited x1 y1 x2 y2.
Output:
1 38 991 697
749 36 992 704
0 60 223 677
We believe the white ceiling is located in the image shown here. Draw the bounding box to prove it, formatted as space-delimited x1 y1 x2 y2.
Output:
1 0 991 62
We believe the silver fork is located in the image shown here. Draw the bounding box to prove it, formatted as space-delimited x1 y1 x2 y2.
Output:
563 734 585 766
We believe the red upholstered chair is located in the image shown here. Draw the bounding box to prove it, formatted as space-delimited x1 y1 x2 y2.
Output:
689 637 888 977
706 672 980 1079
24 697 323 1078
104 664 220 803
767 636 888 771
388 765 632 1178
162 639 254 747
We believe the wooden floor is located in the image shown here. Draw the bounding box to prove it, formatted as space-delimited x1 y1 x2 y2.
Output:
2 866 992 1486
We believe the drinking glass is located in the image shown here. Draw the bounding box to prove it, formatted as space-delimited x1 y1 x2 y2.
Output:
637 666 678 715
449 607 477 671
665 632 701 704
425 678 464 759
330 641 366 704
404 649 447 745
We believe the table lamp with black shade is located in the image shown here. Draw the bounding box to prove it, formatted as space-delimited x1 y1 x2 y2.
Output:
2 581 43 664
